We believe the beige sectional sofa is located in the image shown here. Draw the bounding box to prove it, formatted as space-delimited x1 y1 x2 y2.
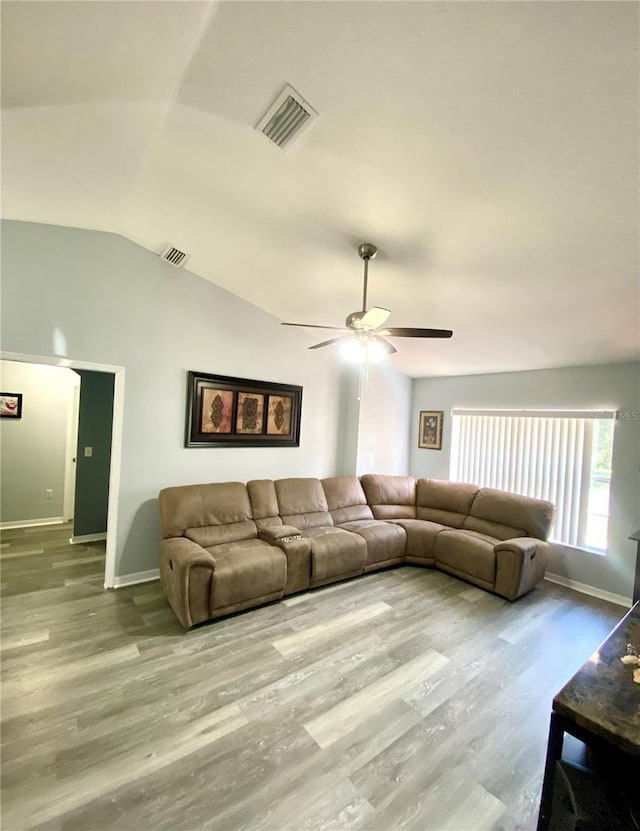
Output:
158 474 555 628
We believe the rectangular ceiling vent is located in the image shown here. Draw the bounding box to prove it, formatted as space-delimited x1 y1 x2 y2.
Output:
256 84 318 149
160 244 190 268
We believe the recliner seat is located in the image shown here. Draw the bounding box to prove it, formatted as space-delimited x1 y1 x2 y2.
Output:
322 475 406 570
158 481 286 628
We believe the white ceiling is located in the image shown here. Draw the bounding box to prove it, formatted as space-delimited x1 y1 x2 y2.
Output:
2 0 638 377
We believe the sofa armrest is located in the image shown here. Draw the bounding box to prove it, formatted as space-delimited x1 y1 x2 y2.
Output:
162 536 217 570
493 537 549 601
259 525 303 543
263 534 312 596
160 537 216 628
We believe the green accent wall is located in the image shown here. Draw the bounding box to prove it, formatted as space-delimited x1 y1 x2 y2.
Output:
73 370 114 537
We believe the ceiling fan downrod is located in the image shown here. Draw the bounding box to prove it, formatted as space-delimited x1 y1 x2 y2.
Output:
358 243 377 312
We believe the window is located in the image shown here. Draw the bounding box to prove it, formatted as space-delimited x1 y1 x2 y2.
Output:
449 409 615 552
585 418 613 551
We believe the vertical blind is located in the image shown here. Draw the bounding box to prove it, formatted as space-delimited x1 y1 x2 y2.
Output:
449 409 615 548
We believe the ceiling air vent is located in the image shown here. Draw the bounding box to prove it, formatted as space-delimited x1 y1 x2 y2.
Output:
160 244 190 268
256 84 318 148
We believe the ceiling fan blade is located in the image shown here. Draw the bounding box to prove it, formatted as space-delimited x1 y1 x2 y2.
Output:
282 322 346 331
380 327 453 339
360 306 391 330
308 335 352 350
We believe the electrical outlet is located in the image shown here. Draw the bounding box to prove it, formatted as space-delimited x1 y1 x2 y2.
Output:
84 446 93 458
45 489 53 500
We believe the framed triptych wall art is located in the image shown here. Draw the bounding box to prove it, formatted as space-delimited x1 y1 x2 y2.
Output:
186 371 302 447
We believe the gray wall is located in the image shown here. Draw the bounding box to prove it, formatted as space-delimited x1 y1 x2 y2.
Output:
357 362 411 475
73 369 114 537
0 220 359 578
410 362 640 600
333 367 362 476
0 360 78 523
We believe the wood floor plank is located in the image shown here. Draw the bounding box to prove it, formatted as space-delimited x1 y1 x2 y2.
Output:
304 649 449 749
0 629 50 652
0 548 45 560
272 601 392 656
51 554 105 569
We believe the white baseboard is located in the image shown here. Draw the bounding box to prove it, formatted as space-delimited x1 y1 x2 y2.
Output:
544 572 632 608
111 568 160 589
70 533 107 544
0 517 64 530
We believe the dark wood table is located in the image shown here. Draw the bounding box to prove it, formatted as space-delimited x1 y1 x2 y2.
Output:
536 602 640 830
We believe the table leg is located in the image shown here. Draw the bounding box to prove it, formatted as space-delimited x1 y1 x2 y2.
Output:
536 711 565 831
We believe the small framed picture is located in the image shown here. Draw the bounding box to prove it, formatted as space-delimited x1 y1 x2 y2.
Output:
266 394 293 435
200 388 234 434
418 410 443 450
236 392 265 434
0 393 23 419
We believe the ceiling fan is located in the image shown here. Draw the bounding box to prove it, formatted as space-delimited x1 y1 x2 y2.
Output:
281 243 453 357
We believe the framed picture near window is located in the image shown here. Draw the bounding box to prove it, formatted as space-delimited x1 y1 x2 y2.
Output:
186 371 302 447
418 410 443 450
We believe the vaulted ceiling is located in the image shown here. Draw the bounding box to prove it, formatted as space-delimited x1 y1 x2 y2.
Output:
2 1 638 377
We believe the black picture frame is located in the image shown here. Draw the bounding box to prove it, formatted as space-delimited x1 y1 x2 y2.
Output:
186 371 302 448
0 392 23 419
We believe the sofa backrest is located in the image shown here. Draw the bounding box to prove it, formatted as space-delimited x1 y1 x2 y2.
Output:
416 479 479 528
360 474 416 519
158 482 257 546
274 478 334 529
465 487 555 541
247 479 283 531
322 476 374 524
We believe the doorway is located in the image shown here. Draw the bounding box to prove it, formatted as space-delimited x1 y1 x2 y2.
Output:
0 350 124 588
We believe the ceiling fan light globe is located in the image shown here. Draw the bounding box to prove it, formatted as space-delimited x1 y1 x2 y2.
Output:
341 337 368 363
340 336 389 364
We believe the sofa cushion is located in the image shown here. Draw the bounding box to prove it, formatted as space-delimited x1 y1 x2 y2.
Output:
247 479 283 530
275 478 333 529
209 539 286 609
416 479 479 528
338 519 406 565
392 518 445 559
470 488 555 541
159 482 255 539
434 529 497 584
462 516 525 541
360 474 416 520
322 476 374 524
301 526 366 581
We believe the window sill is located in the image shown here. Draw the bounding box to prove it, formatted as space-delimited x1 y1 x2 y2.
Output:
550 540 607 557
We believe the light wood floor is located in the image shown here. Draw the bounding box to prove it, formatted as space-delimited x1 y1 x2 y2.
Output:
0 523 625 831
